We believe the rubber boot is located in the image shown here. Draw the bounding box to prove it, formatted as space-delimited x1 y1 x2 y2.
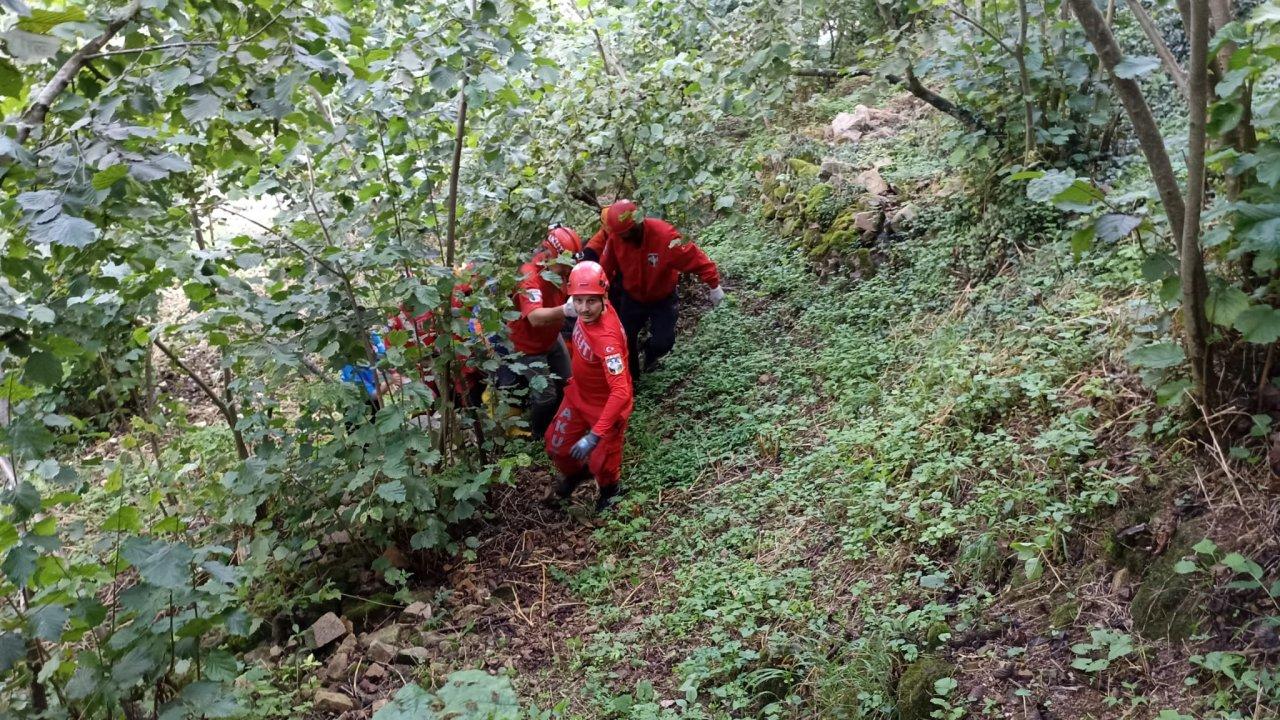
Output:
553 469 591 500
594 484 621 512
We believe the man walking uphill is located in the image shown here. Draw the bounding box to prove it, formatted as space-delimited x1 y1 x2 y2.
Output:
501 224 581 437
583 200 725 377
545 261 633 512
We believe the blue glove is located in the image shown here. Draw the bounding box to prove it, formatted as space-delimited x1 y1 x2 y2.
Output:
570 432 600 460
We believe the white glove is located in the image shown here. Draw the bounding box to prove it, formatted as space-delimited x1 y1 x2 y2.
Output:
561 300 578 318
708 285 726 306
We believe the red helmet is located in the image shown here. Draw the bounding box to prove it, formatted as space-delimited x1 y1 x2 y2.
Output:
602 200 642 237
542 223 582 256
567 260 608 296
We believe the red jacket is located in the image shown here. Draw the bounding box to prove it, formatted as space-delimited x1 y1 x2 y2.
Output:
587 218 720 303
507 253 567 355
566 304 633 436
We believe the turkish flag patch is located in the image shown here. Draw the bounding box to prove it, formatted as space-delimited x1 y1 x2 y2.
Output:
605 354 624 375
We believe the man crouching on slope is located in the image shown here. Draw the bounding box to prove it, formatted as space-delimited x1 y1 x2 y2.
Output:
545 261 634 512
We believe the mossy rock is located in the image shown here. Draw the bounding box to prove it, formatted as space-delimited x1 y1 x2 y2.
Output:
924 622 951 649
770 183 790 201
896 655 955 720
802 226 821 247
1130 521 1208 641
821 229 858 252
809 241 831 258
780 217 801 237
803 182 834 218
786 157 820 180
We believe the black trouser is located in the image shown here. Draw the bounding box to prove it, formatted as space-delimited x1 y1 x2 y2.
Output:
496 337 572 437
617 288 679 375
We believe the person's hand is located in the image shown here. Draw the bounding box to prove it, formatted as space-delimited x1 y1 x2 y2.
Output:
708 285 726 307
561 300 578 318
570 432 599 460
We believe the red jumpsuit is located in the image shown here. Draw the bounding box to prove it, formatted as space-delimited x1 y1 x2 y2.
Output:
507 252 568 355
544 304 633 489
586 219 720 303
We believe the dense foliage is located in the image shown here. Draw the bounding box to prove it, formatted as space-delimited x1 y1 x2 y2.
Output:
1 0 1278 716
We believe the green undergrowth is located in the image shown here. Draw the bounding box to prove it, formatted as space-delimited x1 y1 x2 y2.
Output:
526 174 1189 717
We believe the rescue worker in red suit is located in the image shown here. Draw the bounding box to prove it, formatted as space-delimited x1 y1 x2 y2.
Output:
582 200 726 378
500 224 581 437
545 261 633 512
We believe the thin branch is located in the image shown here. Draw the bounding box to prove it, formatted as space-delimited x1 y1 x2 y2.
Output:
152 337 249 459
947 6 1019 57
16 0 143 143
85 6 288 59
1124 0 1189 100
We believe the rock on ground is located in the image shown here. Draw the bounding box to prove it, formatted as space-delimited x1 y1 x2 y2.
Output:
307 612 347 650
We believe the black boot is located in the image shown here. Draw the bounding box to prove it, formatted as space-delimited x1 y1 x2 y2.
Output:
529 400 558 440
553 469 591 500
594 484 621 512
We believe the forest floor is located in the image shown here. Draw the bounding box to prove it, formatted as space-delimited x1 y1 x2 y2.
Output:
289 86 1280 720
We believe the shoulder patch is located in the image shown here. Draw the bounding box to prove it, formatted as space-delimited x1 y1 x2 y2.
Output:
525 288 542 303
605 354 625 376
668 235 684 248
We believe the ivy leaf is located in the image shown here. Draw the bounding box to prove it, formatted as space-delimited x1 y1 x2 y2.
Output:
1234 305 1280 343
1127 342 1184 369
1095 213 1141 242
1114 55 1160 79
1 29 60 63
0 57 21 97
92 164 129 190
121 538 194 589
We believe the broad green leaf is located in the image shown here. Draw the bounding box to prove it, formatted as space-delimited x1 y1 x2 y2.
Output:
0 57 21 98
1114 55 1160 79
1173 559 1197 574
376 480 406 503
1206 285 1249 326
435 670 519 719
15 7 84 33
1 29 59 63
121 538 194 589
1193 538 1218 554
1095 213 1140 242
1233 305 1280 343
1127 342 1184 369
92 164 129 190
2 544 36 587
1026 171 1074 203
28 213 98 249
23 349 62 386
1221 552 1264 579
182 92 222 123
102 506 142 533
0 523 17 555
28 603 68 641
1156 379 1192 406
1252 146 1280 188
1070 226 1094 259
372 683 437 720
0 633 24 674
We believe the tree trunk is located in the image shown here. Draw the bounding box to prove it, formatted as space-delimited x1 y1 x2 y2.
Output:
1017 0 1036 160
1068 0 1185 234
1182 0 1214 402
